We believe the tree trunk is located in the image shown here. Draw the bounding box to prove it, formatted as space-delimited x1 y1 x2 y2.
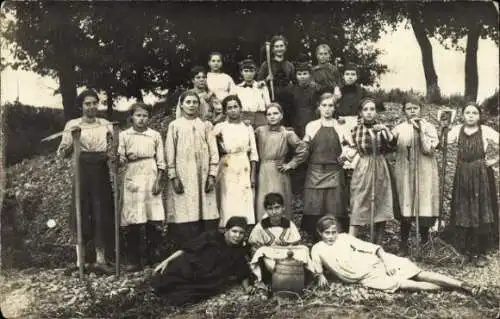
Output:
409 9 441 103
464 23 480 102
133 65 144 102
106 88 114 119
58 60 78 120
134 88 143 102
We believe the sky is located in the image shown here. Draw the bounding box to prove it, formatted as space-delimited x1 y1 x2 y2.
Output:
1 24 498 110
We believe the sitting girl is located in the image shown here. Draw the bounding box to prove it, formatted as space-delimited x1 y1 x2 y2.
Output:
152 216 256 306
311 216 482 295
248 193 313 289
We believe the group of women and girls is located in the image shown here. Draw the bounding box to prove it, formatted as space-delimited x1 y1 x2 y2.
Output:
57 34 498 305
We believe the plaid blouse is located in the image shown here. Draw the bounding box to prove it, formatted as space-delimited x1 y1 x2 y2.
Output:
352 121 396 156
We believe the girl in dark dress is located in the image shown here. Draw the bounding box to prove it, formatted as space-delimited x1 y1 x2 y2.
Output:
300 93 356 238
152 217 256 306
257 35 296 125
444 103 499 266
57 89 115 274
311 44 342 98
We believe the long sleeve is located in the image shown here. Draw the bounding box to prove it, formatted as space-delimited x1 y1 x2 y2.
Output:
420 121 439 156
483 125 499 166
205 122 220 176
446 125 461 145
175 97 182 119
286 130 308 169
248 126 259 162
339 125 358 161
287 61 296 84
57 119 77 156
262 85 271 107
155 131 167 170
165 122 177 179
257 62 268 81
310 243 325 274
227 75 236 96
482 125 499 148
118 131 126 163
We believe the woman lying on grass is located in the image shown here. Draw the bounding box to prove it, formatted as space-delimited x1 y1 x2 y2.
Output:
311 216 483 295
152 216 256 306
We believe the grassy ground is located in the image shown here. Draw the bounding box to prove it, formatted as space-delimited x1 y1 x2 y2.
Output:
1 102 499 318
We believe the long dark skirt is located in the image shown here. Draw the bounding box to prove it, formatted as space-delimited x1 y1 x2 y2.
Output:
70 152 115 261
446 163 499 254
152 256 233 306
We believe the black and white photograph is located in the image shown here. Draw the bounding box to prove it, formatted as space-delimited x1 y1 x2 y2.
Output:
0 1 499 318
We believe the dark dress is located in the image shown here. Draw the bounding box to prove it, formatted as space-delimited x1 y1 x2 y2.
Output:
311 63 342 93
337 84 367 117
151 231 252 306
257 60 296 125
303 125 346 236
285 84 318 139
450 127 499 254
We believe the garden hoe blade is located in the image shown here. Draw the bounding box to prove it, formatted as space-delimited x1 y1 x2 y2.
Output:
40 122 119 142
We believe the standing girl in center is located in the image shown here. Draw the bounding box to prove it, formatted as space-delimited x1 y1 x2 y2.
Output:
165 91 220 249
207 52 236 103
213 95 259 227
301 92 355 239
255 103 307 221
349 98 396 245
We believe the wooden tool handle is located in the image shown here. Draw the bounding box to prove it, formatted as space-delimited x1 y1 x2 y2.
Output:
111 123 121 277
71 128 84 280
265 41 275 101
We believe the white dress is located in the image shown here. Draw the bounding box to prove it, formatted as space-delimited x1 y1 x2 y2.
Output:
165 117 220 224
207 72 236 102
213 121 258 226
118 128 166 226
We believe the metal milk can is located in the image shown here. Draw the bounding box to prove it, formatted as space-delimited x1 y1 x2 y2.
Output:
271 250 305 294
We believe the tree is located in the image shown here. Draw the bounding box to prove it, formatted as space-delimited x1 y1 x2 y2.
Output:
3 1 393 120
428 2 498 102
2 2 182 119
2 2 95 119
408 3 441 102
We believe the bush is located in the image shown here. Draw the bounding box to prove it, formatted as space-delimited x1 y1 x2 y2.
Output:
369 88 425 105
481 90 498 116
2 102 66 166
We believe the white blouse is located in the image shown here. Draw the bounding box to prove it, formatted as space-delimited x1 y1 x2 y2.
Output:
212 121 259 161
118 127 166 170
57 117 112 154
447 124 499 151
207 72 236 101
